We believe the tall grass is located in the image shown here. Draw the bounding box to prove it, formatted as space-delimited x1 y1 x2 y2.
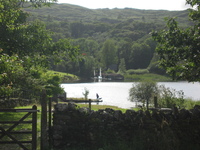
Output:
124 73 172 82
183 98 200 109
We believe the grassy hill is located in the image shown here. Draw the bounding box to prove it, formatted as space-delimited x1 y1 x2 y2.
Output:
24 3 191 26
23 3 192 78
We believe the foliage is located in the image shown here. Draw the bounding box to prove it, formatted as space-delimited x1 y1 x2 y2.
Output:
147 53 167 75
78 56 98 78
100 39 118 69
0 51 65 99
129 81 158 109
0 52 23 97
129 81 186 109
21 4 193 77
124 73 171 82
118 58 126 74
126 69 149 75
82 87 89 100
0 0 79 101
152 1 200 81
158 85 185 108
105 68 116 74
23 3 192 75
183 98 200 109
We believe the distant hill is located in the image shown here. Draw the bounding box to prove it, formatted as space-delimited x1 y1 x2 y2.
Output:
24 3 190 26
23 3 193 76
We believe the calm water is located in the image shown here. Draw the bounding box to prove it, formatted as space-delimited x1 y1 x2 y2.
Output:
61 82 200 109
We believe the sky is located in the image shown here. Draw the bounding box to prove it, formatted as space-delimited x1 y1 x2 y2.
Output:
57 0 191 11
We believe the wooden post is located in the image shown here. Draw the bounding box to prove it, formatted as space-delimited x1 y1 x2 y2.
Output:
154 96 158 108
89 99 91 111
41 90 48 150
48 97 52 149
32 105 37 150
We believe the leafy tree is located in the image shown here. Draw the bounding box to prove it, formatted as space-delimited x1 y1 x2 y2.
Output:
118 58 126 74
0 0 79 100
152 0 200 82
129 43 152 69
129 81 186 109
118 40 133 70
70 21 84 38
82 87 89 100
129 81 158 110
158 85 185 108
79 56 97 78
73 38 99 56
101 39 118 69
148 53 166 75
0 0 57 56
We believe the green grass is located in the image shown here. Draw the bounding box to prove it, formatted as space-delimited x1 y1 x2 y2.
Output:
47 70 79 82
183 99 200 109
124 73 172 82
0 105 41 150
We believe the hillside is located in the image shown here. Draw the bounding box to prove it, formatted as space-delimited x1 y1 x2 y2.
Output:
25 3 190 25
24 3 192 78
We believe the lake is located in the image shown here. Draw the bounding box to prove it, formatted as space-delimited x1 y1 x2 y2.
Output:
61 81 200 109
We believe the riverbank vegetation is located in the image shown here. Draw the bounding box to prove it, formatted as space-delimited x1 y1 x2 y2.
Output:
124 73 172 82
129 81 200 110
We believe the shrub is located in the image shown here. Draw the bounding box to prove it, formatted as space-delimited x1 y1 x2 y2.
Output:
158 85 185 108
126 69 149 75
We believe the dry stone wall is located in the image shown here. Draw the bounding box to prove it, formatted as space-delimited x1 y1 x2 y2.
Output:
52 103 200 150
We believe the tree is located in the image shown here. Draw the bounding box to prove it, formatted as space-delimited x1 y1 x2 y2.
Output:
118 58 126 74
0 0 56 58
70 21 84 38
0 0 79 100
129 81 158 110
82 87 89 100
152 0 200 82
128 81 185 109
158 85 185 108
130 43 152 69
101 39 118 69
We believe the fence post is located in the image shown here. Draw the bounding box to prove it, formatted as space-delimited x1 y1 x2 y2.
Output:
89 99 91 111
32 105 37 150
154 96 158 108
48 97 52 149
41 90 48 150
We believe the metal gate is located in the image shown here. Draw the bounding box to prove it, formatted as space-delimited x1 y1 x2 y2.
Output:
0 105 37 150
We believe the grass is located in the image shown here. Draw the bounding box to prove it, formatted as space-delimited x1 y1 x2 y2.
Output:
183 99 200 109
124 73 172 82
47 70 79 82
0 105 42 150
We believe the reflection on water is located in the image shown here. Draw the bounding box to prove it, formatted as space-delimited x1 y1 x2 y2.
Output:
61 81 200 109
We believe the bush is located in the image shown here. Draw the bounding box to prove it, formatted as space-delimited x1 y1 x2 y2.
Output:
126 69 149 75
129 81 187 109
158 85 185 108
105 68 115 74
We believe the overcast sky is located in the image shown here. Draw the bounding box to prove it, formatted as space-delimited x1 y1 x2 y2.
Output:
57 0 191 11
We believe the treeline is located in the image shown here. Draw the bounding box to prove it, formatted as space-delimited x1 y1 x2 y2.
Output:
24 3 191 78
0 1 79 101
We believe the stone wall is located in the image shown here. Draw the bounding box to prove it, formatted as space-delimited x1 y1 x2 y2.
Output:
52 103 200 150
